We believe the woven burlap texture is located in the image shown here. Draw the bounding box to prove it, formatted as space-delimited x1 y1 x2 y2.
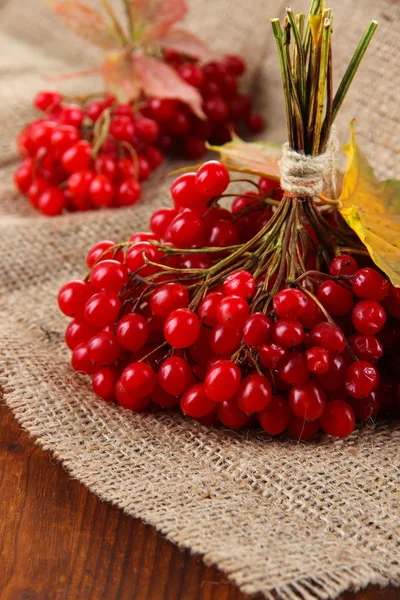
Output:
1 1 400 599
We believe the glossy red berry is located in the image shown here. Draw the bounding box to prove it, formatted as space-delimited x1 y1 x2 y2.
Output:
352 268 389 301
115 379 150 411
306 346 330 374
348 389 381 420
318 354 346 391
150 283 190 318
272 319 304 348
71 343 97 375
126 241 162 276
90 259 128 293
352 300 386 335
61 140 92 173
289 381 326 421
92 367 118 401
58 280 93 318
243 313 272 347
116 314 148 352
273 288 307 319
88 331 120 365
89 175 114 207
349 334 383 363
345 360 379 399
258 395 291 435
205 220 238 247
34 90 62 111
287 415 319 441
217 400 250 429
195 161 230 196
310 322 345 353
197 292 225 327
121 362 156 398
259 343 287 369
86 240 124 268
84 291 121 328
329 254 359 277
171 172 209 210
150 208 177 238
38 188 65 216
223 270 256 298
135 116 159 143
210 325 242 355
168 210 205 248
180 383 216 418
277 351 309 385
317 280 353 316
117 180 141 206
164 308 200 348
204 360 241 402
217 295 250 329
109 116 135 142
65 319 97 350
158 356 192 397
320 400 355 438
385 285 400 319
236 373 271 414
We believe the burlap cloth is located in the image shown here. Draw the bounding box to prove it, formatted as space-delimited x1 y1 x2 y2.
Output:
1 1 400 598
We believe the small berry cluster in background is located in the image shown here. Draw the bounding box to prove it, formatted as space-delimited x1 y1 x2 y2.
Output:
14 52 264 216
58 161 400 440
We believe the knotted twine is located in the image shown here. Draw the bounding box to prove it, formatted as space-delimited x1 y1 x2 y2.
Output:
278 131 339 198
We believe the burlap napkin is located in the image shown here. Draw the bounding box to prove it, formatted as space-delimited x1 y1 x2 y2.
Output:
1 1 399 598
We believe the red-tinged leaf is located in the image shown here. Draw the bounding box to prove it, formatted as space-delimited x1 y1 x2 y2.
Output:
133 54 206 119
154 28 215 62
129 0 188 40
51 1 121 49
102 52 142 103
208 135 282 179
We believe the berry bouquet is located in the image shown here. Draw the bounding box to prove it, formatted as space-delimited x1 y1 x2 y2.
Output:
14 0 263 215
58 0 400 440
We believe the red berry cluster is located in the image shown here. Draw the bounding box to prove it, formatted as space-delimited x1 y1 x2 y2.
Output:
141 52 264 159
58 161 400 440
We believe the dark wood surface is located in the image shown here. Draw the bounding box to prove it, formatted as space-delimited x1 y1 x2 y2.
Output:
0 403 398 600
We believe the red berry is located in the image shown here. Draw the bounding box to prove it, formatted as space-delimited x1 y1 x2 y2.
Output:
306 346 330 374
65 319 97 350
243 313 272 347
86 100 107 122
183 136 206 159
164 308 200 348
58 279 93 318
236 373 271 414
90 259 128 293
148 98 177 121
121 362 156 398
224 270 256 298
205 220 238 247
115 379 150 411
318 354 346 391
310 322 345 353
259 343 287 369
150 282 190 318
181 383 216 418
210 325 242 355
348 389 381 420
94 154 117 181
272 319 304 348
204 97 229 122
345 360 379 399
157 356 192 397
277 351 309 385
195 161 230 196
14 159 34 193
109 115 135 142
126 241 162 276
217 295 249 329
150 207 177 238
178 64 205 87
86 240 124 268
329 254 359 277
169 210 205 248
198 292 225 327
90 175 114 207
224 54 246 76
151 383 180 408
289 381 326 421
217 399 250 429
352 268 389 301
246 113 265 133
258 395 291 435
51 125 80 157
287 415 319 441
38 187 65 216
273 288 307 319
84 291 121 328
170 172 210 210
135 117 159 143
71 343 97 375
299 295 324 329
34 90 62 111
116 314 148 352
204 360 241 402
385 285 400 319
144 146 164 169
61 140 92 174
352 300 386 335
60 104 84 128
317 280 353 316
88 331 120 365
92 366 119 401
117 179 142 206
320 400 355 438
349 334 383 363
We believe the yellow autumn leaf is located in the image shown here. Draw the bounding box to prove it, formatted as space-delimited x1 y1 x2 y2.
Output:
339 123 400 287
207 135 282 179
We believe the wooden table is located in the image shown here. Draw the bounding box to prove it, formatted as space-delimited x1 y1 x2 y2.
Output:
0 403 398 600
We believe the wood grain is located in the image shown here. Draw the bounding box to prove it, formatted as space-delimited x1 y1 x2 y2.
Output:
0 403 398 600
